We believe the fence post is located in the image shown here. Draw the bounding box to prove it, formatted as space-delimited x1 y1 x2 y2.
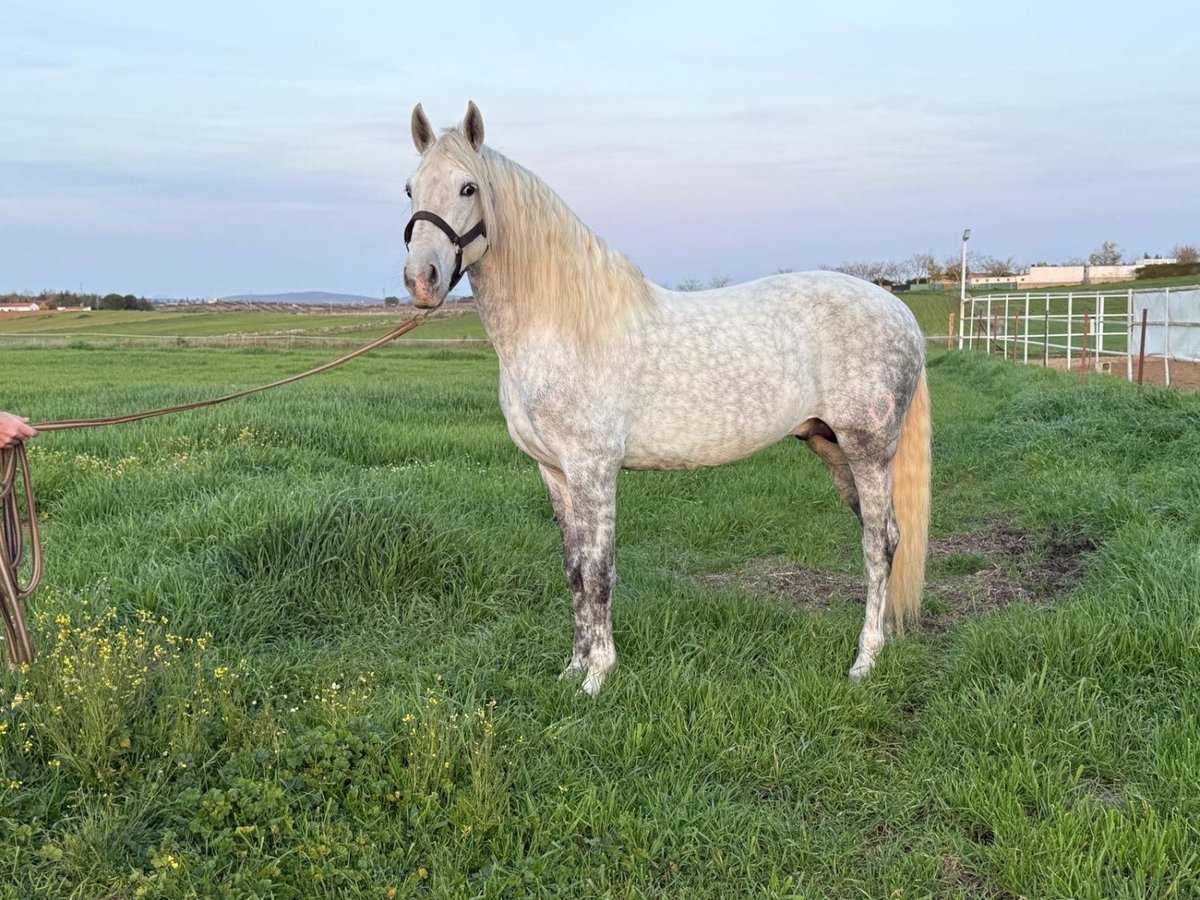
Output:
1066 291 1074 370
947 312 955 350
1043 305 1050 367
1080 312 1089 383
1002 306 1008 356
958 291 966 350
1164 287 1172 388
1126 289 1134 382
1137 307 1148 387
1012 314 1021 361
985 296 993 354
1097 294 1105 368
1023 294 1030 364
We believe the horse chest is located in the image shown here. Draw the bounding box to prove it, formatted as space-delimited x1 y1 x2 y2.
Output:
496 361 611 468
498 380 551 463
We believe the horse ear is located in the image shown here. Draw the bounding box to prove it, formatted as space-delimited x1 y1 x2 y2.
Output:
463 101 484 152
411 104 435 154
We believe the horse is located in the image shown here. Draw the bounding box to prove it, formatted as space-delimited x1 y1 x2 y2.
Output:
402 102 930 695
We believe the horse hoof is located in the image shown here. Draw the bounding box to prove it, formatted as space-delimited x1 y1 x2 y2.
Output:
581 670 606 696
559 655 586 682
848 662 873 682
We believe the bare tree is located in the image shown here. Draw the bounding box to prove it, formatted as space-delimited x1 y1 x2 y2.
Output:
907 252 942 282
708 276 730 289
1172 243 1199 264
775 266 793 274
826 260 915 286
979 255 1018 277
827 260 887 283
675 278 704 292
940 251 987 284
884 259 915 284
941 255 965 283
1087 241 1123 266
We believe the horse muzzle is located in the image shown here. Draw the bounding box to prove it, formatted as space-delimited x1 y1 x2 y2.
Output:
403 261 446 308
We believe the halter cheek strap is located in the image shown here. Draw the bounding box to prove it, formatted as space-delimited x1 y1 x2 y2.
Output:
404 210 488 292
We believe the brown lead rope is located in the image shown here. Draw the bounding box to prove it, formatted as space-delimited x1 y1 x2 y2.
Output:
0 313 427 667
1 444 38 666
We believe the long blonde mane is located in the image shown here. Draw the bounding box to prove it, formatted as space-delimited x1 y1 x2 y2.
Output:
432 131 657 348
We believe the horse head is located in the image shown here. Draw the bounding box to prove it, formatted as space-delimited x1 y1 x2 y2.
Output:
403 102 491 308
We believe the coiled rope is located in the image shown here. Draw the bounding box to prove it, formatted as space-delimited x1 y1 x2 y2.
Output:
1 313 427 666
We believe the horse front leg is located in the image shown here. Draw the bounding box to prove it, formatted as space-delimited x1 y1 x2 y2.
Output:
542 460 618 695
539 464 585 678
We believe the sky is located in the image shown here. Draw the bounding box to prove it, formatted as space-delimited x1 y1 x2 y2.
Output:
2 0 1197 299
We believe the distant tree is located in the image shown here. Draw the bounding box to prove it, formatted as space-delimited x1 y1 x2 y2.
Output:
708 276 730 289
775 266 793 274
94 292 153 310
1087 241 1123 266
907 252 942 282
384 295 401 307
828 260 881 282
1062 256 1086 266
675 278 704 292
979 255 1018 277
1172 243 1199 264
881 259 911 284
822 260 909 286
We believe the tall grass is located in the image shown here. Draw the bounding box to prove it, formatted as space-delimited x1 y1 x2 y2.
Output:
1 345 1197 897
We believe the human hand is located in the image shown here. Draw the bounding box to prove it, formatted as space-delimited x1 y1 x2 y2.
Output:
0 412 37 449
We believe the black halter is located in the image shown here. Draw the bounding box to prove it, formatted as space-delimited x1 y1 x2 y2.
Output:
403 210 488 292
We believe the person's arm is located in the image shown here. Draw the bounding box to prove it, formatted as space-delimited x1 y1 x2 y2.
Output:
0 412 37 449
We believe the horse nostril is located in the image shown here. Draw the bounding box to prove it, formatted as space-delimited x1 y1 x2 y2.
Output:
427 264 439 285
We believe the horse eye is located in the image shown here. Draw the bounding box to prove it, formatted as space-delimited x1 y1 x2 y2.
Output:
405 184 412 198
460 183 477 197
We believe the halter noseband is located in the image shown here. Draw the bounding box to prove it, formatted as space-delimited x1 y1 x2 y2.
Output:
403 210 488 292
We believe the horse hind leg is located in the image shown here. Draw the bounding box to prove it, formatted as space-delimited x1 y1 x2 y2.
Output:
797 425 861 522
842 451 899 681
798 421 895 678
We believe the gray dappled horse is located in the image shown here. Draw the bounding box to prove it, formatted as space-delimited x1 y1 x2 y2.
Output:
402 102 930 694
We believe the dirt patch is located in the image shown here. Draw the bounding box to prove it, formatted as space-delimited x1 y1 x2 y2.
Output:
1042 355 1200 392
701 521 1093 630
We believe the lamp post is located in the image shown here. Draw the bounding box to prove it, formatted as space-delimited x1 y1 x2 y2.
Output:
958 228 971 350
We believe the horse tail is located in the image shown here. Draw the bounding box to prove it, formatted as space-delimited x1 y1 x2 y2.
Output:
886 368 930 633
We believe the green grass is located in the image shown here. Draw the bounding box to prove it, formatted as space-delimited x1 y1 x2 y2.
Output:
2 345 1199 897
0 309 487 341
900 294 959 336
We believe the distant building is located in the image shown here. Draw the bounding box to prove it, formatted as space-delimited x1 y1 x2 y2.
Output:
0 302 39 312
968 258 1178 289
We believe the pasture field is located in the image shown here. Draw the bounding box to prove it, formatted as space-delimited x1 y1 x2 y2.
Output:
2 343 1199 898
0 308 487 342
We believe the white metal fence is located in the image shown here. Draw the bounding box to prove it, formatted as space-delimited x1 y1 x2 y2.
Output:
958 287 1200 386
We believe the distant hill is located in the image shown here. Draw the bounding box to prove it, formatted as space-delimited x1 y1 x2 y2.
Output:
218 291 380 305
